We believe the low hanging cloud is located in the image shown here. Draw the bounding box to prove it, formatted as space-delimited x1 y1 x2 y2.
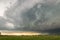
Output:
0 0 60 33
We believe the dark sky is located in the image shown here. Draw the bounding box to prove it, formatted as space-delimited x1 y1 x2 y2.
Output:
0 0 60 33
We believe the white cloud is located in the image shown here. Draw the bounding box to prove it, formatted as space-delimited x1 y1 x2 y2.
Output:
0 0 17 17
5 22 15 29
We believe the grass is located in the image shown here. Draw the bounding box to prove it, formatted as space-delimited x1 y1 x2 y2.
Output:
0 35 60 40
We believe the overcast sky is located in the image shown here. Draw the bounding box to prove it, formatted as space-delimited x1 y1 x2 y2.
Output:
0 0 60 33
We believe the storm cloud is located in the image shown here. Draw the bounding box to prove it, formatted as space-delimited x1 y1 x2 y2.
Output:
0 0 60 33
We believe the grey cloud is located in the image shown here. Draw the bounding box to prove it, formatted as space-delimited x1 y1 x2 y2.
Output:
0 17 8 30
3 0 60 33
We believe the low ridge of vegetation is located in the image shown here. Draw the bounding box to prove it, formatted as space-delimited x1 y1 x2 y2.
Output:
0 35 60 40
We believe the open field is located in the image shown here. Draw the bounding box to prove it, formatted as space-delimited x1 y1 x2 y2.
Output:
0 35 60 40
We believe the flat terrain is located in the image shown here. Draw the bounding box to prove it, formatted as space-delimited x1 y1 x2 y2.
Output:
0 35 60 40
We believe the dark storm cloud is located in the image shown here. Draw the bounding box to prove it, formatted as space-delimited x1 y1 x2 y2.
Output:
3 0 60 33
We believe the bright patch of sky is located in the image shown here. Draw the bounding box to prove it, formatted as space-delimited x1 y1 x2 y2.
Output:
0 0 17 17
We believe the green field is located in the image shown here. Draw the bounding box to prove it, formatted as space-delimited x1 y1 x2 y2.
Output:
0 35 60 40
